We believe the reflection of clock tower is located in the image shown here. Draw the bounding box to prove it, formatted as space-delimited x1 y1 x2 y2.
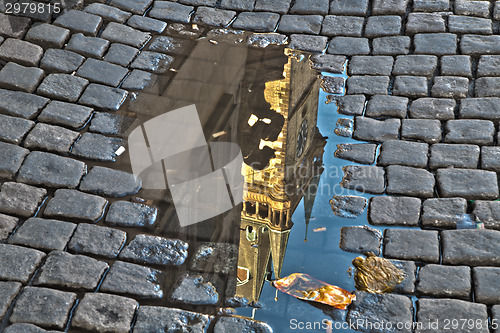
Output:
235 49 326 302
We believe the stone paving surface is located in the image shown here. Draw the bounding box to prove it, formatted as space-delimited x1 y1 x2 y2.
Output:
2 0 500 332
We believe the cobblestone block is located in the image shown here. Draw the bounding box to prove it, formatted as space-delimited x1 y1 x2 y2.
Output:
66 33 110 58
417 264 471 299
101 22 151 48
254 0 291 14
68 223 126 258
130 51 174 74
455 0 491 18
328 37 370 55
335 143 377 164
190 242 239 274
340 165 385 194
25 23 70 49
0 13 30 38
54 10 102 36
0 142 29 179
278 15 323 34
0 213 18 240
149 1 194 23
0 281 21 320
110 0 152 14
126 15 167 33
414 33 457 55
24 123 78 154
102 43 138 67
100 261 163 298
38 101 93 130
0 38 43 67
445 119 494 145
432 76 469 98
290 0 328 14
146 36 191 55
477 56 500 77
34 250 108 291
461 35 500 55
372 0 409 14
416 298 488 333
0 244 45 282
76 58 128 87
473 267 500 305
214 316 273 333
10 287 76 330
121 69 158 92
44 189 107 222
437 169 499 200
71 132 123 162
347 292 413 331
401 119 442 143
429 144 479 169
334 95 365 116
220 0 255 11
79 84 128 111
330 195 367 218
134 306 210 333
330 0 368 15
37 74 88 102
387 165 435 197
72 293 137 333
378 140 428 168
409 98 455 119
365 15 402 37
0 114 34 144
369 196 421 226
39 49 85 74
0 62 44 93
231 12 280 32
170 273 219 305
84 3 131 23
473 201 500 229
449 15 492 35
442 229 500 266
88 113 133 137
119 234 188 266
349 56 394 76
288 34 327 53
365 95 407 118
321 15 364 37
372 36 410 55
0 88 48 119
392 55 438 77
441 55 472 78
406 13 446 34
353 117 400 142
384 229 439 262
105 201 157 228
482 147 500 172
391 260 416 294
0 182 46 218
422 198 467 228
495 1 500 21
476 77 500 97
79 166 140 197
18 151 86 189
393 76 429 97
9 217 76 251
347 76 389 95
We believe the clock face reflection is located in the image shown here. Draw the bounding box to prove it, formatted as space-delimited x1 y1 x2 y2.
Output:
296 119 308 158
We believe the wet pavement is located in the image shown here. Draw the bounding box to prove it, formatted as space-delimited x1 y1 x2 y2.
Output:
2 0 500 333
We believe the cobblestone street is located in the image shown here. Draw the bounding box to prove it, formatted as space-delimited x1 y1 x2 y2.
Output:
2 0 500 332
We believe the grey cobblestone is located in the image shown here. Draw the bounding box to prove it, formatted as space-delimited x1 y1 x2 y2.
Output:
473 267 500 305
422 198 467 228
378 140 428 167
119 234 188 266
37 73 89 102
365 95 408 118
39 49 85 74
101 22 151 48
221 0 255 11
461 35 500 55
429 144 479 169
482 147 500 172
78 83 128 111
0 243 45 282
340 165 385 194
71 132 123 162
369 196 421 226
66 33 110 59
349 56 394 76
9 217 76 251
386 165 435 197
170 273 219 305
105 201 157 228
330 0 368 15
328 37 370 56
84 3 132 23
476 77 500 97
149 1 194 23
0 182 47 218
414 33 457 55
133 307 210 333
37 101 93 130
25 24 70 50
24 123 79 154
231 12 279 32
417 264 471 299
10 287 76 330
0 38 43 67
44 189 107 222
130 51 174 74
79 166 140 197
445 119 494 145
53 10 103 36
126 15 167 33
455 0 491 18
437 169 499 200
0 213 18 240
353 117 400 142
121 70 158 92
0 281 21 320
442 229 500 266
214 316 273 333
76 58 128 87
391 260 416 294
449 15 492 35
393 76 429 97
478 56 500 77
0 62 45 93
190 242 239 274
0 88 49 119
17 151 87 189
384 229 439 263
0 142 29 179
278 15 323 35
372 36 411 55
335 143 377 164
0 114 34 144
254 0 291 14
373 0 409 15
34 250 108 291
473 201 500 229
288 34 327 53
110 0 152 15
334 95 365 116
100 261 163 298
321 15 364 37
432 76 469 99
290 0 328 14
409 98 456 120
89 112 133 137
347 76 389 95
392 55 438 77
0 13 31 38
401 119 442 143
406 13 446 34
365 15 402 38
459 97 500 120
68 223 126 259
441 55 472 78
146 36 191 55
